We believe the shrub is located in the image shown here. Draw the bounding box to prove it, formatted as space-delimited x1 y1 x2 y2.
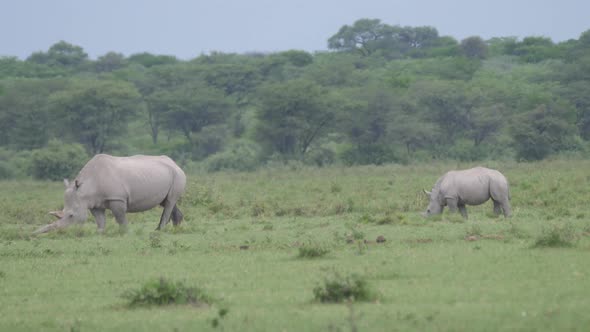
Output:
313 271 375 303
122 277 212 307
205 140 261 172
30 139 88 180
533 223 578 248
297 242 330 258
0 161 12 179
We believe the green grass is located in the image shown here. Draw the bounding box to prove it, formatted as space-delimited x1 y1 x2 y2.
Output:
1 159 590 331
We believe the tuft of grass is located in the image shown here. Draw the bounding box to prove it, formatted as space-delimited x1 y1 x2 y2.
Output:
297 241 330 258
122 277 212 307
313 271 376 303
533 223 578 248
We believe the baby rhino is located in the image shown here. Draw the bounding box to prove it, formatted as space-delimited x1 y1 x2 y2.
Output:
423 166 511 218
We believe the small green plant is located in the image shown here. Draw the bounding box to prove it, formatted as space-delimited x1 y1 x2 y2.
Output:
211 307 229 328
313 271 376 303
533 223 578 248
149 232 162 248
330 182 342 194
122 277 212 307
297 241 330 258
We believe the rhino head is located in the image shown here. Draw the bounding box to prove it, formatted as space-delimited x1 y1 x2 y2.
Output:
422 188 444 217
33 179 89 234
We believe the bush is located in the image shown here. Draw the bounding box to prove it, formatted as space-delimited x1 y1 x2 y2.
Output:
313 271 375 303
533 223 578 248
122 277 212 307
30 140 88 181
0 161 12 179
297 241 330 258
205 140 261 172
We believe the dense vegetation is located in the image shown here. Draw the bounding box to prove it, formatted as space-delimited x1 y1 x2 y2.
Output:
1 19 590 179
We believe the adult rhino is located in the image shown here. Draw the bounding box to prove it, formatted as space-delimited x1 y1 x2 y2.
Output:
33 154 186 234
423 166 511 218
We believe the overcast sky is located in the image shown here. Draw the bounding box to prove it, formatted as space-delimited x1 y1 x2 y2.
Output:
1 0 588 59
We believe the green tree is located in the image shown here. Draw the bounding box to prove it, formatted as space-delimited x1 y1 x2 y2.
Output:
255 79 335 158
50 79 142 154
0 78 67 149
27 41 88 68
328 19 395 56
460 36 488 59
154 83 233 151
511 103 578 160
127 52 178 67
94 52 127 72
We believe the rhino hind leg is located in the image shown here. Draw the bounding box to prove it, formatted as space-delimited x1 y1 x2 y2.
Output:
171 205 183 226
156 199 176 230
492 199 511 218
458 204 468 218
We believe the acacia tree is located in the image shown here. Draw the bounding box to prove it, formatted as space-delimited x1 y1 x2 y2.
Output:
328 19 395 56
50 79 142 154
255 79 335 158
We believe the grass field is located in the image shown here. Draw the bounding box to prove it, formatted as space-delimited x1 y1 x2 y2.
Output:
1 160 590 331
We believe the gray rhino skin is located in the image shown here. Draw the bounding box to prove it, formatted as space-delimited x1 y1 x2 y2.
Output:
33 154 186 234
423 166 511 218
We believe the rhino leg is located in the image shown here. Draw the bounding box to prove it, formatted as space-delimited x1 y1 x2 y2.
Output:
493 201 502 216
157 199 176 230
171 205 183 226
108 201 128 232
458 204 468 219
91 208 106 232
501 200 511 218
446 198 459 213
493 199 511 217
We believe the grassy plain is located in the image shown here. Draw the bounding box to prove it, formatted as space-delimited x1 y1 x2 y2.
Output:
1 160 590 331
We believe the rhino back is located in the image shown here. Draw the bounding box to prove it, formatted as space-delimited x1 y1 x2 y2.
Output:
440 167 499 205
76 154 186 211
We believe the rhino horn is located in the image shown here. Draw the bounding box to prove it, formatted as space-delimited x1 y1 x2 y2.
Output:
32 217 70 235
423 189 431 196
48 210 64 219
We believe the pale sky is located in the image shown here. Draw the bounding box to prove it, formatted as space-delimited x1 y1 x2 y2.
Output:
1 0 588 59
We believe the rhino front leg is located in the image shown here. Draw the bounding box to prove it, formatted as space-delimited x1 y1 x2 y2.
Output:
107 200 128 232
91 208 106 233
446 198 459 214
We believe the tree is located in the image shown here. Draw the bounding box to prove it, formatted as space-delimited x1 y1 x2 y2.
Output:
95 52 127 72
27 41 88 68
50 79 142 154
127 52 178 67
154 83 233 150
460 36 488 59
511 103 578 160
255 79 335 158
0 78 67 149
328 19 395 56
412 81 474 146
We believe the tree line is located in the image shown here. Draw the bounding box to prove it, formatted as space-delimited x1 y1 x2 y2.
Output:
1 18 590 179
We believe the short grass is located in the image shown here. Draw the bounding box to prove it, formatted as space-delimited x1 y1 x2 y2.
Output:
1 159 590 331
